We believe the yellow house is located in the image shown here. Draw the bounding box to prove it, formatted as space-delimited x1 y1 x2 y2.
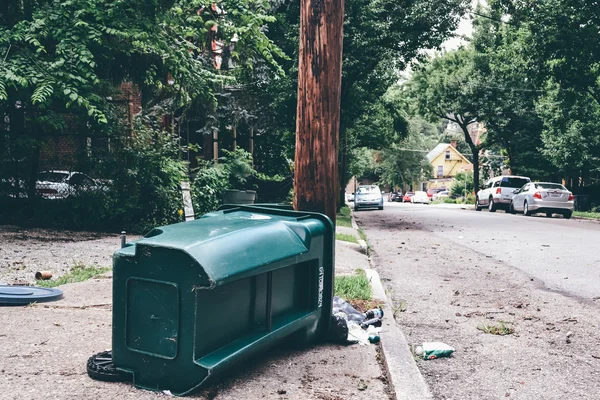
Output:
424 142 473 191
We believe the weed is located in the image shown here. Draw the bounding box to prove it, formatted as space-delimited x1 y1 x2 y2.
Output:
36 263 111 288
336 232 359 244
336 215 352 228
335 269 372 301
357 228 367 242
478 321 515 335
391 299 408 318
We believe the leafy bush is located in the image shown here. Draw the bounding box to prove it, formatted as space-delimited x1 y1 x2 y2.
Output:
191 161 233 216
451 171 474 198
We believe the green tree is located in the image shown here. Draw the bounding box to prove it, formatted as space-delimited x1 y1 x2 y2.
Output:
378 118 436 190
537 84 600 187
407 48 486 192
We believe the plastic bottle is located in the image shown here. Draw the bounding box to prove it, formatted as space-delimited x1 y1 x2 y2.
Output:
360 317 382 329
365 308 384 319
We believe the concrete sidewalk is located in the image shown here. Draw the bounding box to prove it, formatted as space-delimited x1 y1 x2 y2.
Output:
0 234 387 400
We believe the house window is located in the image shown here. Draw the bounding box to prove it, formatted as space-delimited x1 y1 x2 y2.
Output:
437 165 443 178
445 150 451 160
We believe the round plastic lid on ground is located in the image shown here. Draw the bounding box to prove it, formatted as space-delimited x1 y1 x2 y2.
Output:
0 285 63 306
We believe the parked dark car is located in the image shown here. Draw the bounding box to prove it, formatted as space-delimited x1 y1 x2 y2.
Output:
387 191 403 202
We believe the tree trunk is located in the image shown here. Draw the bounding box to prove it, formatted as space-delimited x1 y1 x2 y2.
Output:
472 150 479 195
458 121 480 193
294 0 344 223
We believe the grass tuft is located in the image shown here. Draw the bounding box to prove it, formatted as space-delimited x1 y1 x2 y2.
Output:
334 269 372 301
477 321 515 335
36 263 111 288
573 211 600 219
357 228 367 242
336 206 353 227
336 232 359 243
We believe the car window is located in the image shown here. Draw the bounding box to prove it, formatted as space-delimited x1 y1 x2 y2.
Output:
535 183 566 190
38 171 68 183
521 183 530 192
493 180 501 188
70 173 94 186
501 177 530 188
356 186 380 195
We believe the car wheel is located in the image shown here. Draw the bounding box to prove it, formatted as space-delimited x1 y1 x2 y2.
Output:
524 201 532 216
563 211 572 219
354 206 359 212
378 206 383 210
546 212 552 218
475 197 482 211
509 202 516 214
488 197 497 212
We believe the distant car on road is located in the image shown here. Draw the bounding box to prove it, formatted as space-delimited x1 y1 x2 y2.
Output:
426 188 444 198
387 191 403 202
354 185 383 211
402 192 415 203
432 190 450 201
36 170 109 199
509 182 574 218
411 191 430 204
476 175 531 212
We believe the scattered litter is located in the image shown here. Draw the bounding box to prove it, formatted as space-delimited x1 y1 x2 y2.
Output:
35 271 52 280
329 296 385 345
360 317 382 330
277 389 287 395
357 379 368 391
162 390 173 396
457 236 464 239
414 342 455 360
368 334 380 344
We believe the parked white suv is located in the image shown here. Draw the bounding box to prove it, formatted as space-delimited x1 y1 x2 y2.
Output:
476 175 531 212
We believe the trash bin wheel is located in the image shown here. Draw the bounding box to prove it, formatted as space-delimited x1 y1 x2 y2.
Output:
87 350 130 382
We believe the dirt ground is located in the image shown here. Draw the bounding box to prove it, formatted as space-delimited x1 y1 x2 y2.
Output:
0 225 136 285
356 211 600 400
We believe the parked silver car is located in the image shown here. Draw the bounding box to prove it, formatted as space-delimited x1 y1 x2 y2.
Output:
476 175 531 212
508 182 574 218
36 170 108 199
354 185 383 211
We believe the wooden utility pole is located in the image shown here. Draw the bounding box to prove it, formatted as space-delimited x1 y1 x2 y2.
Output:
294 0 344 223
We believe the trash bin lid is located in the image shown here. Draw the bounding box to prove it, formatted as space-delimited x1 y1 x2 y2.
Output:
0 285 63 306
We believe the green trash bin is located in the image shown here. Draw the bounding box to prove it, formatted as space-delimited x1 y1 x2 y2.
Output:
110 205 334 395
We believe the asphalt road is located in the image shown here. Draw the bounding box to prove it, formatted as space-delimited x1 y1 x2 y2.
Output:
353 201 600 400
381 202 600 300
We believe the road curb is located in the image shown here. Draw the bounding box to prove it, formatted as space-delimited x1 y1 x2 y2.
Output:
365 267 433 400
350 210 433 400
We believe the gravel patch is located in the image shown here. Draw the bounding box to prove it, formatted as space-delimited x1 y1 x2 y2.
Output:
0 225 140 285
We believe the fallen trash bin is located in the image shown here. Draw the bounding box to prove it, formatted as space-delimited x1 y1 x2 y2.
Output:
89 205 334 396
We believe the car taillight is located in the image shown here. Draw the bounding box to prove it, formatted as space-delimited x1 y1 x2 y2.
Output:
533 192 542 199
496 188 501 194
568 193 574 201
